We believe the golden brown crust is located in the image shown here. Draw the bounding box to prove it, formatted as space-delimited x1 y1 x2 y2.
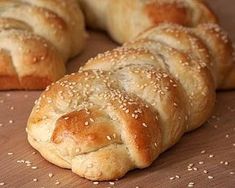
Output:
78 0 217 43
144 2 190 26
0 0 86 90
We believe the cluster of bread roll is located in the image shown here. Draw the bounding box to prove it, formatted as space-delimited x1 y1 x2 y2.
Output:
0 0 219 90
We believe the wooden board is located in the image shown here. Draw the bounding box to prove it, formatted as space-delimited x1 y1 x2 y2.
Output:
0 0 234 187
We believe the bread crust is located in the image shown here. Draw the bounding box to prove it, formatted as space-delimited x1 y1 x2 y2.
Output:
0 0 86 90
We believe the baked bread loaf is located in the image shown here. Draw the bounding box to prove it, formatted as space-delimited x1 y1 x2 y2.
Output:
0 0 219 90
0 0 86 90
26 23 235 181
78 0 218 43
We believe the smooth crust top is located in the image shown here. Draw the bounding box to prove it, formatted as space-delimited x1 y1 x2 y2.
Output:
79 0 218 43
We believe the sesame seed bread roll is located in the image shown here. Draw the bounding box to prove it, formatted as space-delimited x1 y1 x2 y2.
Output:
0 0 86 90
27 23 235 181
78 0 217 43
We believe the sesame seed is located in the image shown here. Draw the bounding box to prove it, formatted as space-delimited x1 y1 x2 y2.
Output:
107 136 112 140
31 166 38 170
55 180 60 185
220 161 224 164
188 182 194 187
154 142 158 148
199 161 204 165
7 152 13 156
109 182 115 185
209 154 214 158
170 177 175 180
89 118 94 122
142 123 148 128
175 175 180 179
203 170 208 174
224 161 229 165
93 182 99 185
49 173 53 178
208 176 214 179
9 120 14 124
193 167 198 171
201 150 206 154
230 171 234 175
84 121 89 126
225 134 229 138
33 178 38 182
0 182 5 186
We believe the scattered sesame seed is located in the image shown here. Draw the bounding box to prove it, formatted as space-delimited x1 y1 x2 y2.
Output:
170 177 175 180
175 175 180 179
84 121 89 126
33 178 38 182
220 161 224 164
55 180 60 185
109 182 115 185
93 182 99 185
31 166 38 170
201 150 206 154
48 173 53 178
7 152 13 156
208 176 214 179
106 136 112 140
188 183 194 187
230 171 234 175
193 167 198 171
199 161 204 165
224 161 229 165
209 154 214 158
0 182 5 186
225 134 229 138
9 120 14 124
203 170 208 174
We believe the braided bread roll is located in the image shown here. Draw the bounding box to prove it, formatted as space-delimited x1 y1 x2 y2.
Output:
78 0 217 43
26 23 235 181
0 0 86 90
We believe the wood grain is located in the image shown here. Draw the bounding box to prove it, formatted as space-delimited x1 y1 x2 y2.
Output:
0 0 234 187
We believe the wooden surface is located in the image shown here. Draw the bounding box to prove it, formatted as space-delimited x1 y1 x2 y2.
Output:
0 0 235 187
